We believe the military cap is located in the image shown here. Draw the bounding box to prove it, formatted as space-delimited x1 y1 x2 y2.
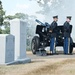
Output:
53 15 58 18
67 16 72 20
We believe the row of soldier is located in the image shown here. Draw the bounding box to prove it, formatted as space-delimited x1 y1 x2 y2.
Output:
49 15 72 54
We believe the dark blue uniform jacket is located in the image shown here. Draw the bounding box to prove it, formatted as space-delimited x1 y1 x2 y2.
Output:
49 21 57 37
63 21 70 37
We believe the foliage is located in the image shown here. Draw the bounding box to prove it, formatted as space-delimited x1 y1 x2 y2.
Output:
14 13 28 19
0 1 5 26
2 27 10 34
5 13 29 20
0 28 2 33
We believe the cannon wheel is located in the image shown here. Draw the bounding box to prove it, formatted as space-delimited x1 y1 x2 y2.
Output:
31 36 40 54
69 45 73 54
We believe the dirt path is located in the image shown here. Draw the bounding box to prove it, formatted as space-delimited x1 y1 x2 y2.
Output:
0 58 75 75
55 59 75 75
26 59 75 75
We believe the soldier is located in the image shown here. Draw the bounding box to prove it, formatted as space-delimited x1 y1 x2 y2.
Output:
63 16 72 54
49 15 58 54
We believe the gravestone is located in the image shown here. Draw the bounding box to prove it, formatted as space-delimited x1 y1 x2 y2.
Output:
10 19 31 64
0 34 14 65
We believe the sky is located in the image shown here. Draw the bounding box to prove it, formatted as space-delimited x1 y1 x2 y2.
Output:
1 0 75 42
2 0 44 20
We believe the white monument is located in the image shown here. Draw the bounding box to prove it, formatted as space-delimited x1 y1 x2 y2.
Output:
0 34 14 65
10 19 31 63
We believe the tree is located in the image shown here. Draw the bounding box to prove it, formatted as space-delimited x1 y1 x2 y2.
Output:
4 13 31 34
4 13 29 20
4 13 29 34
0 1 5 26
29 0 63 22
14 13 28 19
3 21 10 28
4 15 15 20
0 28 2 33
2 21 10 34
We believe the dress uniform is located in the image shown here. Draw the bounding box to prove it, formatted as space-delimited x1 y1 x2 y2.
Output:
49 16 58 54
63 16 72 54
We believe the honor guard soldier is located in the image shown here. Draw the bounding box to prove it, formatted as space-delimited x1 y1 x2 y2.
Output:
49 15 58 54
63 16 72 54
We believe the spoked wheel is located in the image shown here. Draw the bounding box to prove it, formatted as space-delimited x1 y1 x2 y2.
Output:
31 36 40 54
31 40 36 54
69 45 73 54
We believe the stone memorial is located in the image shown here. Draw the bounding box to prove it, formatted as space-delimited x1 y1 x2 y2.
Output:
10 19 31 64
0 34 14 65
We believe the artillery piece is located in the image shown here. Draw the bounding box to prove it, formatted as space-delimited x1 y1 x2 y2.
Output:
31 19 75 55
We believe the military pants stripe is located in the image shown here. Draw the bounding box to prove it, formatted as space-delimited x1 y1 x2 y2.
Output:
64 37 70 54
50 37 56 54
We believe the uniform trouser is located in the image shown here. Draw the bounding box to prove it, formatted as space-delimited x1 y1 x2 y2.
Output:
50 37 56 54
64 37 70 54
